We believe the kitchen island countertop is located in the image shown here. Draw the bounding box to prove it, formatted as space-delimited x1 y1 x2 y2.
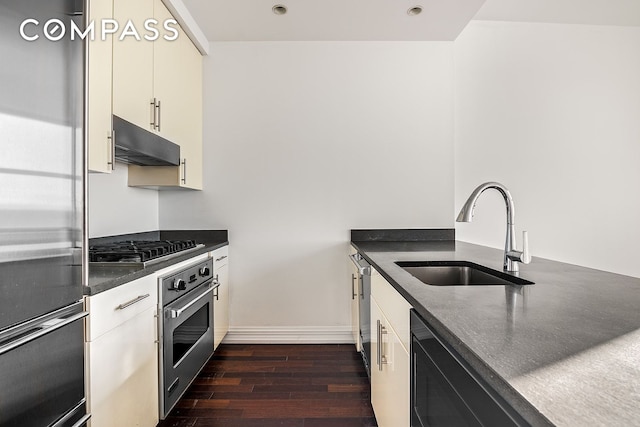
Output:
351 239 640 427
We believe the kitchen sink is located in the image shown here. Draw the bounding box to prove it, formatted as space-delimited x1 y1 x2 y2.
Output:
396 261 534 286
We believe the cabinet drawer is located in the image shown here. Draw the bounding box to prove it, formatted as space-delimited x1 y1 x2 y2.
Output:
86 274 157 341
212 246 229 268
371 268 412 352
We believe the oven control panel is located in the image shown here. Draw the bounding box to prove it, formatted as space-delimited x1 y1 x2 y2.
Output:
161 258 213 305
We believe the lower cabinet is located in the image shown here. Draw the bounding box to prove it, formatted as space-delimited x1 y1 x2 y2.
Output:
349 245 361 351
85 275 159 427
212 246 229 350
370 267 411 427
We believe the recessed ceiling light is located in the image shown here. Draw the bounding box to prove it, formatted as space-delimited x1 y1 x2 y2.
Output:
272 4 287 15
407 6 423 16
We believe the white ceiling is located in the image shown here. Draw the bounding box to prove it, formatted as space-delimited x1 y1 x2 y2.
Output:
182 0 640 42
181 0 485 41
474 0 640 27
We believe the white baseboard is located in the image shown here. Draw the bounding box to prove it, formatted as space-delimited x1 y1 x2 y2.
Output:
222 326 354 344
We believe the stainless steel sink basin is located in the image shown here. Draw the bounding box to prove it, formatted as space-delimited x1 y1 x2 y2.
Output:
396 261 534 286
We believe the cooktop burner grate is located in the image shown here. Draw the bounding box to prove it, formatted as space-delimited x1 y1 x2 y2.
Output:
89 240 198 264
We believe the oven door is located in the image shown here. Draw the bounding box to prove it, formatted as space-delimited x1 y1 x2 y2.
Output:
161 280 216 418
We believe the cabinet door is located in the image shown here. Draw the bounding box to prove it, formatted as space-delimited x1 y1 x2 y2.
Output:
371 268 411 350
349 246 361 351
129 0 203 190
153 0 202 188
85 274 157 342
87 305 159 427
213 262 229 350
212 246 229 350
371 298 410 427
87 0 114 173
112 0 154 131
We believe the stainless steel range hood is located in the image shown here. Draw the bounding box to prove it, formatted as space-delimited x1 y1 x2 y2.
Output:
113 115 180 166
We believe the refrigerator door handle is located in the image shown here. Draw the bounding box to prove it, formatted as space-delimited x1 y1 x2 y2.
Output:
0 310 88 356
48 398 91 427
70 414 91 427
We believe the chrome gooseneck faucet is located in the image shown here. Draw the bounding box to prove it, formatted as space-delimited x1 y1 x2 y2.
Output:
456 182 531 272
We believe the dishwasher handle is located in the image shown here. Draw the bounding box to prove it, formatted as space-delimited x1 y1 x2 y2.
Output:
349 253 371 276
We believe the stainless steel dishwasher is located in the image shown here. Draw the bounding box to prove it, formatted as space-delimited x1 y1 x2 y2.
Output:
410 310 530 426
349 253 372 377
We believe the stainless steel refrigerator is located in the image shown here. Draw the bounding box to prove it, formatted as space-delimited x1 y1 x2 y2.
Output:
0 0 89 426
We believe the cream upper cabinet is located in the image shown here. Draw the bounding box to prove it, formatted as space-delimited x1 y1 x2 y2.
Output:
370 267 411 427
126 0 203 190
152 0 203 189
87 0 114 173
112 0 154 132
89 0 204 186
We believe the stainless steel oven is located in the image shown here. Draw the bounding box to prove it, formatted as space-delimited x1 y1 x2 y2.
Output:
159 258 215 419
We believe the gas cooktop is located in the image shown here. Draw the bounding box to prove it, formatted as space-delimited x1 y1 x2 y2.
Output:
89 240 204 267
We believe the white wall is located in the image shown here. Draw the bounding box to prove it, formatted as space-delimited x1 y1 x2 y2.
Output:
159 42 455 339
88 165 159 237
455 21 640 278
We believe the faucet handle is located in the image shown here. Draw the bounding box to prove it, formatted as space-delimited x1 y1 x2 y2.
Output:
507 231 531 266
521 231 531 264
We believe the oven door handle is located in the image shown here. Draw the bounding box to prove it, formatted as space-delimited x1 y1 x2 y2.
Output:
169 282 214 319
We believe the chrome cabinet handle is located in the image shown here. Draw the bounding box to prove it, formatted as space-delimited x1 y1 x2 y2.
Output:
169 283 213 319
150 98 157 129
377 319 381 370
377 319 388 371
115 293 150 310
351 274 357 300
213 283 220 301
150 97 161 130
212 274 220 301
107 129 115 170
156 99 161 131
0 311 88 356
215 255 228 262
181 158 187 184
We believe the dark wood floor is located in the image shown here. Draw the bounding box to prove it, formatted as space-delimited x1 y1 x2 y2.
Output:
157 344 378 427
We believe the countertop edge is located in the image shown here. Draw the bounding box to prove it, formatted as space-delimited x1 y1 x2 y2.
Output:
85 240 228 296
351 239 554 427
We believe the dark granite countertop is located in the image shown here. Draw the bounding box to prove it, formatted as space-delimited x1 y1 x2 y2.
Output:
351 236 640 427
85 230 228 296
